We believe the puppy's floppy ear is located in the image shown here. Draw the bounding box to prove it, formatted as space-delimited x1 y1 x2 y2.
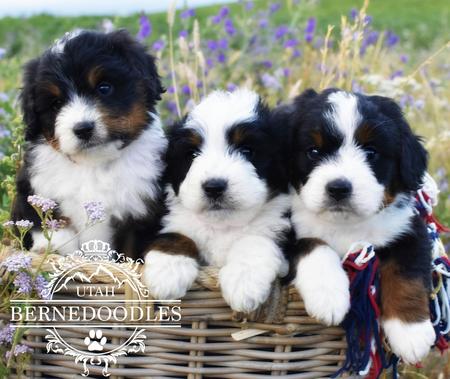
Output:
371 95 428 192
20 58 41 141
109 29 164 106
293 88 318 107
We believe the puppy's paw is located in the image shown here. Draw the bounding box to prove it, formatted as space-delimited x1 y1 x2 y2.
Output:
383 318 435 364
294 245 350 326
31 229 78 255
143 251 198 300
219 263 273 313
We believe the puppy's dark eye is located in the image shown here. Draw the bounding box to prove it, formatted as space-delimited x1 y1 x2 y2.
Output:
306 147 321 161
364 146 379 161
187 149 200 159
97 82 113 96
51 99 63 111
239 146 254 159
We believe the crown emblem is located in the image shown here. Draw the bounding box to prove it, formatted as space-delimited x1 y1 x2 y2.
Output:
73 240 117 261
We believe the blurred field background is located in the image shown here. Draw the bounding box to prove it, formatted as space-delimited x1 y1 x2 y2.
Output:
0 0 449 377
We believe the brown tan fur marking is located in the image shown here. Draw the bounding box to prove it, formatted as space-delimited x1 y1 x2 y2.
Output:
354 123 374 146
149 233 199 260
380 260 429 322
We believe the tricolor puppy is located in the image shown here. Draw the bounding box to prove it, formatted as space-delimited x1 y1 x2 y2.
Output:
286 88 434 364
12 30 167 257
143 89 291 313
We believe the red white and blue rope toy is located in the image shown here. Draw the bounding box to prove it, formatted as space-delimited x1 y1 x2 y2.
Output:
334 173 449 379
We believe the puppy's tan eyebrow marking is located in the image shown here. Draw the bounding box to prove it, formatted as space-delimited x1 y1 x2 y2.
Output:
43 82 61 97
187 129 203 148
228 127 247 146
355 123 375 145
311 130 323 147
87 66 103 88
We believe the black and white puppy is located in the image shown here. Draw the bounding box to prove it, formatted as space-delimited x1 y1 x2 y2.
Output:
286 88 434 364
142 89 291 313
12 30 167 258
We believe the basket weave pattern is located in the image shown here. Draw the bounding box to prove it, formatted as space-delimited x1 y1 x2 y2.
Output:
1 251 347 378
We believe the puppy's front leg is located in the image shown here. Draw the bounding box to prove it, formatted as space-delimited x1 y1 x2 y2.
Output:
380 258 435 364
219 236 287 313
142 233 199 300
293 238 350 326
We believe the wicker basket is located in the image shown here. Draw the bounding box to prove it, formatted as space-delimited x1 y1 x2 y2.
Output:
1 250 347 379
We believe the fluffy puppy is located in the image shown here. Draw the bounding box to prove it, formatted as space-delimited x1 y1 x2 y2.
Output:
12 30 167 258
285 88 434 364
143 89 291 313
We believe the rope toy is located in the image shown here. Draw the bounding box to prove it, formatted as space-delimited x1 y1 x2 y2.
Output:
336 173 448 378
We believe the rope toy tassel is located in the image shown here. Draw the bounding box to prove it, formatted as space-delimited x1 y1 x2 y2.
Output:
333 243 397 379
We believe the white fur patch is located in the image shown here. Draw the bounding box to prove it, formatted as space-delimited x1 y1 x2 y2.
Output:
29 118 167 253
294 245 350 325
291 192 414 257
143 250 199 300
383 318 435 364
219 235 287 313
325 91 361 138
55 95 113 158
31 229 78 256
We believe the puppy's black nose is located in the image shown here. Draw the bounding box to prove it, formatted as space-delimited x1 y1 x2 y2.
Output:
202 178 228 199
73 121 95 140
326 178 353 201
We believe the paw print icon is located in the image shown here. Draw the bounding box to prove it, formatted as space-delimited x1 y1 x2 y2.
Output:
84 329 107 352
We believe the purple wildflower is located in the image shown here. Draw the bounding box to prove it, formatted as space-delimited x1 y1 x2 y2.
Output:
27 195 57 212
167 86 175 94
206 58 214 69
152 40 165 51
292 49 302 58
179 30 188 38
284 39 298 48
385 31 399 47
181 85 191 96
224 19 236 36
390 70 403 80
227 83 237 92
0 324 15 344
83 201 106 224
180 8 196 19
166 101 178 115
219 6 230 18
261 60 273 69
269 3 281 13
45 219 62 231
350 8 358 20
137 15 152 41
217 52 226 64
400 54 409 63
212 15 222 24
0 48 6 60
274 25 289 40
207 40 218 51
304 17 316 43
15 220 34 229
244 1 254 10
13 344 32 356
218 38 228 50
261 73 281 89
259 18 269 28
282 68 291 77
2 253 32 272
2 221 14 228
34 274 49 299
14 272 32 295
364 15 373 25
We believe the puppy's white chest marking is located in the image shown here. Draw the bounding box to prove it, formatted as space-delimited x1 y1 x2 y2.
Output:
162 192 290 266
291 194 414 256
29 123 167 245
